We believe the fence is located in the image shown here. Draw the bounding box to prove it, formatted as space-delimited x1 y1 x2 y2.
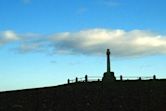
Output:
67 75 157 84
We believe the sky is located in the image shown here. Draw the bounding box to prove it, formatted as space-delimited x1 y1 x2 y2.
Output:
1 0 166 91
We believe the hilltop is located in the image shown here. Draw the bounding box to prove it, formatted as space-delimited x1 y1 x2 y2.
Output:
0 80 166 111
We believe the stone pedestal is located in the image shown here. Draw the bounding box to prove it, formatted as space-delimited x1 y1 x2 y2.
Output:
102 71 116 82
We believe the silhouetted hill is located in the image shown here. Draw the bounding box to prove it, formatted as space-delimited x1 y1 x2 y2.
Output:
0 80 166 111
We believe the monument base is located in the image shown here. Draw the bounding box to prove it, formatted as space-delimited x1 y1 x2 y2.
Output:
102 71 116 82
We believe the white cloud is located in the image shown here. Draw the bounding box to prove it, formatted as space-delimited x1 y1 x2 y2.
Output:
1 28 166 57
50 29 166 57
0 30 20 45
3 30 19 40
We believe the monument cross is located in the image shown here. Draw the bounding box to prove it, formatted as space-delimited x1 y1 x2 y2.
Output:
106 49 111 72
102 49 116 82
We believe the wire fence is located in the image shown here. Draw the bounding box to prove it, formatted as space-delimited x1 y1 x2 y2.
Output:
67 75 158 84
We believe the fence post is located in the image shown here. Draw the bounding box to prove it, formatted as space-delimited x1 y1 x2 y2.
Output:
139 77 141 80
120 75 123 81
153 75 156 80
76 77 78 83
68 79 70 84
85 75 88 82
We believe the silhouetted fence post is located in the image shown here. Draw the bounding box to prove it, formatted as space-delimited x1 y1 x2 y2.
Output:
76 77 78 83
153 75 156 80
120 75 123 81
85 75 88 82
139 77 141 80
68 79 70 84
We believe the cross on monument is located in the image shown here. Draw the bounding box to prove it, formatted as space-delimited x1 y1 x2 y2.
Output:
106 49 111 72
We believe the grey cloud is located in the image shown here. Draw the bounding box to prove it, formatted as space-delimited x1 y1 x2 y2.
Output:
17 35 51 53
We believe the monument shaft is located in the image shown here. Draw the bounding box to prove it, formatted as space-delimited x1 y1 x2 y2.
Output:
107 49 111 72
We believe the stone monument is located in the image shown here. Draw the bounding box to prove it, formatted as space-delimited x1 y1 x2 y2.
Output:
102 49 116 82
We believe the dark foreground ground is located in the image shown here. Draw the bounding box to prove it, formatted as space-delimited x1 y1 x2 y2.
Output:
0 80 166 111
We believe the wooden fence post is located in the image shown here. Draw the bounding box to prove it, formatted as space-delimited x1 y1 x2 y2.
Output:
120 75 123 81
76 77 78 83
85 75 88 82
153 75 156 80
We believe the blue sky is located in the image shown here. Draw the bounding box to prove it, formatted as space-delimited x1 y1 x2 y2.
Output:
1 0 166 91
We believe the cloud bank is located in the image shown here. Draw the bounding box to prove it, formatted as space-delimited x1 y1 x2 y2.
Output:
1 28 166 57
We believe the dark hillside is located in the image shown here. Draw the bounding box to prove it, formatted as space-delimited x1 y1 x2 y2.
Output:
0 80 166 111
